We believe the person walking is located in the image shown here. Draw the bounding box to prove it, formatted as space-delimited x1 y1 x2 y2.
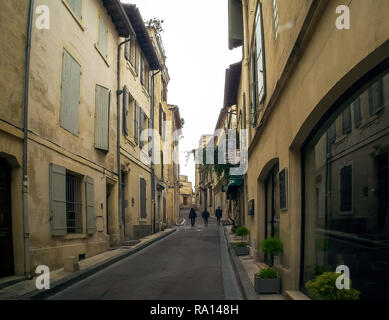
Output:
189 208 197 227
202 210 210 226
215 206 223 225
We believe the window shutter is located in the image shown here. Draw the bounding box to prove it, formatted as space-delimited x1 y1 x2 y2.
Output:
139 109 145 149
148 72 153 96
134 102 139 144
124 41 130 61
123 86 129 135
86 176 96 234
67 0 82 19
98 17 107 57
49 164 67 236
369 79 384 115
95 85 110 151
228 0 243 50
327 123 336 144
140 178 147 219
159 105 162 136
250 52 257 126
60 50 80 135
340 166 352 212
342 106 352 135
135 46 139 74
148 118 152 157
255 2 265 105
141 57 145 85
163 112 167 141
353 98 361 128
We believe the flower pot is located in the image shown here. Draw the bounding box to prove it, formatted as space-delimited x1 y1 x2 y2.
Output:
254 274 281 294
232 244 250 256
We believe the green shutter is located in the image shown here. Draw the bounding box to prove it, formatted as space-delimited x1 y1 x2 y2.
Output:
95 85 110 151
49 164 67 236
60 50 80 135
228 0 243 50
86 176 96 234
67 0 82 19
98 17 107 57
123 86 129 135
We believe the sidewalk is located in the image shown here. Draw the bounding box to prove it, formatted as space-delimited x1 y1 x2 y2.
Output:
0 228 176 300
223 225 286 300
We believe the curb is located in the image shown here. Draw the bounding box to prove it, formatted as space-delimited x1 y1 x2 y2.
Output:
20 228 177 300
222 226 259 300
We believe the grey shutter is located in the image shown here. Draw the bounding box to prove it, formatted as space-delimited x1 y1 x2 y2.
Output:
255 2 265 105
98 17 107 57
228 0 243 50
342 106 352 134
369 79 384 115
49 164 67 236
95 85 110 151
353 98 361 128
148 118 152 157
135 46 139 74
327 123 336 144
340 166 352 212
141 57 145 85
139 109 145 149
124 41 130 61
140 178 147 219
148 72 153 95
86 176 96 234
60 50 80 135
134 102 139 144
123 86 129 135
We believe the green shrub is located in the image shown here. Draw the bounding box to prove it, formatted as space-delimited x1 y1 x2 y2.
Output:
257 267 278 279
235 226 250 237
260 237 283 255
305 272 360 300
235 242 248 248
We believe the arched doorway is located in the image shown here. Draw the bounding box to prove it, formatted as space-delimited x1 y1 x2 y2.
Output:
0 157 14 277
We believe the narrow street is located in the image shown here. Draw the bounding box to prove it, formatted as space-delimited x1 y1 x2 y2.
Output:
49 209 242 300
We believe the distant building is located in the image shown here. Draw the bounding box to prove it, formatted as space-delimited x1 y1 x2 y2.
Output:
179 176 193 209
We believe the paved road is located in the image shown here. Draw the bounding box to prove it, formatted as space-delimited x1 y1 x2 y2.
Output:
49 209 242 300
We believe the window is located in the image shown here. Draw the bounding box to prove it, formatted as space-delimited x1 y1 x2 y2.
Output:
49 164 96 236
140 56 145 85
327 123 336 144
134 102 140 144
272 0 279 39
95 84 110 151
159 104 163 137
302 66 389 300
66 173 82 234
65 0 82 20
123 86 129 136
135 46 139 74
140 178 147 219
340 165 352 212
148 71 153 96
342 106 352 135
254 2 266 107
162 79 167 102
124 38 132 62
139 109 145 149
162 111 167 141
97 16 108 58
369 79 384 115
60 49 81 135
353 97 361 128
161 152 164 179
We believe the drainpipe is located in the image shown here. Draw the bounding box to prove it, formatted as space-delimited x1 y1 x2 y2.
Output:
116 38 132 244
151 69 161 233
22 0 34 280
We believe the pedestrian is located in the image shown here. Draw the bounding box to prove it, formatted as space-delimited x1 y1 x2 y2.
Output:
202 210 210 226
189 208 197 227
215 206 223 225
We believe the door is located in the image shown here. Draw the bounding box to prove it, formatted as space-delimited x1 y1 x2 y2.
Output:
264 163 280 264
376 153 389 233
0 158 13 277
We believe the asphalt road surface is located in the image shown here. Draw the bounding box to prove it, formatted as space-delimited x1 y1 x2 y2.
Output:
49 209 242 300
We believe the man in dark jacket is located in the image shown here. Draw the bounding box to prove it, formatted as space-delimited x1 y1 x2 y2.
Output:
215 206 223 225
202 210 210 226
189 208 197 227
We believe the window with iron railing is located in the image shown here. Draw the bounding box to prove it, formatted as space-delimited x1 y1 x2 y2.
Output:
66 173 82 234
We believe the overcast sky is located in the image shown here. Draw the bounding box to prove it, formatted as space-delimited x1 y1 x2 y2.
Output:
122 0 242 188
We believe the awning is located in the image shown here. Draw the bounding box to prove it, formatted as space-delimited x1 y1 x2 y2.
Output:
224 61 242 108
226 177 243 195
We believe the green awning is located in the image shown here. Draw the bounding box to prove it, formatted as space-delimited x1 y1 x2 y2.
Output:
226 177 243 195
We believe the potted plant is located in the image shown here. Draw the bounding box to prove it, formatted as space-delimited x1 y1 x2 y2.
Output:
306 272 360 300
235 226 250 240
232 241 250 256
254 267 281 294
260 237 283 266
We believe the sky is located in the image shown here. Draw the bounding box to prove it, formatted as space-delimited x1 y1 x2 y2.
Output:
122 0 242 187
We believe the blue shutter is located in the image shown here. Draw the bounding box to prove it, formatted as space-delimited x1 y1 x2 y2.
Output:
49 164 67 236
60 50 80 135
86 176 96 234
95 85 110 151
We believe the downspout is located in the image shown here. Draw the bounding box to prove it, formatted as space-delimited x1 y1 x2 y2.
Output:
22 0 34 279
151 69 161 233
117 38 132 243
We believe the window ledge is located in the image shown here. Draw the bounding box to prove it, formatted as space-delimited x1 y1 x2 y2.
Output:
94 44 110 68
360 114 379 130
139 218 148 223
126 61 137 78
334 135 347 145
62 0 85 31
61 234 88 240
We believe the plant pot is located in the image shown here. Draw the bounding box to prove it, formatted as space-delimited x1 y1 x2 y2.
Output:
254 274 281 294
232 244 250 256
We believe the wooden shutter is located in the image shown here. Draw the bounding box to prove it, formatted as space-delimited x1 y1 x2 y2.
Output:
60 49 80 135
67 0 82 19
140 178 147 219
124 40 130 61
342 106 352 134
148 72 153 96
49 164 67 236
255 2 265 105
135 46 139 74
139 108 145 149
123 86 129 135
98 17 107 57
141 57 145 85
327 123 336 144
159 104 162 136
95 85 110 151
353 97 361 128
134 102 139 144
369 79 384 115
148 118 152 157
86 176 96 234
